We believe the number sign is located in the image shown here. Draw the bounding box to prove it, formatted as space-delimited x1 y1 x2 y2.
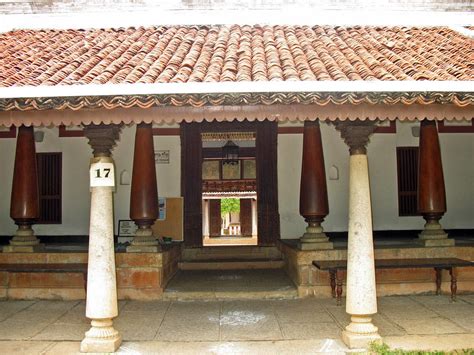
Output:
90 162 115 187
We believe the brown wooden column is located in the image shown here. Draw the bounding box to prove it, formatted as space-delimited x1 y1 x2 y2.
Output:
298 120 333 250
4 125 43 253
417 120 453 247
127 123 160 252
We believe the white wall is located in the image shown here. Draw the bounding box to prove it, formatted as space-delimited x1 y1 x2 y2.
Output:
0 121 472 238
0 125 181 237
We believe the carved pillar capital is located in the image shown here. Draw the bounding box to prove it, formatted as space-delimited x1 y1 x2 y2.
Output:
84 124 121 157
334 121 377 155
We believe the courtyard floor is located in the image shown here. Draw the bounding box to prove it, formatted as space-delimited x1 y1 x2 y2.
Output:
0 295 473 354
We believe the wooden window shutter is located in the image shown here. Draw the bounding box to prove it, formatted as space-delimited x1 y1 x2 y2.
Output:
36 152 62 224
396 147 419 216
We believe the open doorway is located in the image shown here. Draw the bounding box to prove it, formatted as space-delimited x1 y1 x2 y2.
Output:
181 121 279 247
201 132 258 246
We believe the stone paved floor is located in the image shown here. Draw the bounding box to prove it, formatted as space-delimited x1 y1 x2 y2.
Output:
0 295 473 354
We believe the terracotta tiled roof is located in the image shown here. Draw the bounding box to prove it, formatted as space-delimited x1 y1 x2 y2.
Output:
0 25 472 87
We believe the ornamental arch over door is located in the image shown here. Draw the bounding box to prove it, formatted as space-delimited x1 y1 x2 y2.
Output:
180 120 280 247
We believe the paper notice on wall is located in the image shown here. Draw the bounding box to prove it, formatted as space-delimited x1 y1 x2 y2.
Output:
158 197 166 220
90 162 115 187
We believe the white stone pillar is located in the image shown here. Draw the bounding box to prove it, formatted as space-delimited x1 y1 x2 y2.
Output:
202 199 210 238
335 121 381 349
81 125 122 353
251 198 258 237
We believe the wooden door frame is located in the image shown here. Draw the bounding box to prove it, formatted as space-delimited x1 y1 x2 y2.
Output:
181 120 280 247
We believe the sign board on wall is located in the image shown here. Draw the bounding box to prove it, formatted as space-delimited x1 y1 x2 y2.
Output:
155 150 170 164
118 219 134 243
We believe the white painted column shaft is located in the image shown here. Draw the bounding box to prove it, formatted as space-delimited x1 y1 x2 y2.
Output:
346 154 377 315
202 199 210 237
251 199 258 237
81 155 121 353
86 186 118 319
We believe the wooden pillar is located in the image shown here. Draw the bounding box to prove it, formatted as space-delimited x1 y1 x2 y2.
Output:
298 120 333 250
335 121 381 349
127 123 160 252
81 124 122 353
4 125 43 253
417 120 453 247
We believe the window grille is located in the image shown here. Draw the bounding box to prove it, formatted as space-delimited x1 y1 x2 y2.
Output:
36 153 62 224
396 147 419 216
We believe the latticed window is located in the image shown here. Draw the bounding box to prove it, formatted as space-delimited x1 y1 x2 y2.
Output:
396 147 419 216
36 153 62 224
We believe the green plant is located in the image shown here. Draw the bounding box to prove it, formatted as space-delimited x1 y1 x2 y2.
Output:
220 198 240 216
368 342 473 355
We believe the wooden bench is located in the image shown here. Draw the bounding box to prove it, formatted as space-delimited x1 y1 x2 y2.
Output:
312 258 473 305
0 263 88 293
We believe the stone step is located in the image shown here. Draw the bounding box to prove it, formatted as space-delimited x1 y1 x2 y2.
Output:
162 288 298 301
179 259 285 270
163 269 298 301
182 246 282 261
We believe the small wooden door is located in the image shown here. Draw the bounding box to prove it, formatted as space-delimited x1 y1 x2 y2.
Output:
209 199 221 236
240 199 252 236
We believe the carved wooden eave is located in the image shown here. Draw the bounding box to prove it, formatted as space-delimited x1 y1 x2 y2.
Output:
0 81 472 127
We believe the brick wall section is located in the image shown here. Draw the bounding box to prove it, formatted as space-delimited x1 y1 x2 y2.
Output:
0 243 182 300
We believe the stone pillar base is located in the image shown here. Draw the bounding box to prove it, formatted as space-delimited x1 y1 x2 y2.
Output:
298 223 333 250
342 329 382 349
4 228 44 253
417 220 453 247
342 315 381 349
80 319 122 353
126 227 160 253
126 244 161 253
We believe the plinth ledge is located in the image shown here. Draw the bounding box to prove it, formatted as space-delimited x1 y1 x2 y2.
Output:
416 239 455 247
126 245 161 253
298 241 334 250
342 330 382 349
3 244 45 253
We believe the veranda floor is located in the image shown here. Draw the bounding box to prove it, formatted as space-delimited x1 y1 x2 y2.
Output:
0 295 473 354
